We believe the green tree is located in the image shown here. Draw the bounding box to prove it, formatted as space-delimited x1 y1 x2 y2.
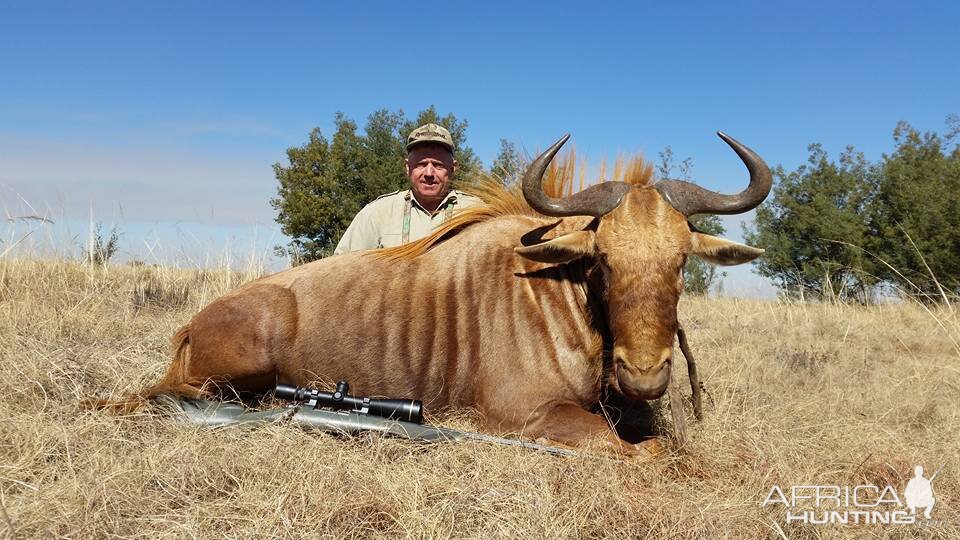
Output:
657 147 726 295
868 120 960 298
361 109 408 198
272 107 480 262
271 117 362 262
744 144 878 301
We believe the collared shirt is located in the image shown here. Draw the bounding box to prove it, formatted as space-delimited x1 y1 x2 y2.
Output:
334 189 481 254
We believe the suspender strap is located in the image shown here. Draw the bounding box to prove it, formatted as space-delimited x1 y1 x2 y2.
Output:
443 198 455 222
401 194 413 245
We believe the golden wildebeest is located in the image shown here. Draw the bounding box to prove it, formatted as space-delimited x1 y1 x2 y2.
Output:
105 132 771 454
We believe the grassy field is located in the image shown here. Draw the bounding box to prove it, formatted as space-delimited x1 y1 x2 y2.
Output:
1 257 958 539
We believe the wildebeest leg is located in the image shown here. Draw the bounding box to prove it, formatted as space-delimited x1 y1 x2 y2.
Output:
90 284 296 412
152 284 297 399
529 402 663 457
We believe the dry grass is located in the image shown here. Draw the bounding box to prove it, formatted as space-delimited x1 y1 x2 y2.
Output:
1 257 958 539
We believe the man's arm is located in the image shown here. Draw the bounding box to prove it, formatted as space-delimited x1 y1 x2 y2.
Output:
334 204 380 255
454 191 483 210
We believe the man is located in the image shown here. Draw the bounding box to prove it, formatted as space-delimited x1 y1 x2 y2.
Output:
334 123 481 254
904 465 937 520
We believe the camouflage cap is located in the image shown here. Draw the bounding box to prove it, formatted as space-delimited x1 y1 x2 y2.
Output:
406 123 455 152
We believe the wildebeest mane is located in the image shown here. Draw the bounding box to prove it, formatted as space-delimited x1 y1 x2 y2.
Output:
375 152 654 261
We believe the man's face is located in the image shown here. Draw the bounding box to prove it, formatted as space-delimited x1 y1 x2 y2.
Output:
406 144 457 206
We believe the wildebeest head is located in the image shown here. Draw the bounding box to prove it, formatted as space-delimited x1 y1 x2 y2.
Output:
515 133 771 401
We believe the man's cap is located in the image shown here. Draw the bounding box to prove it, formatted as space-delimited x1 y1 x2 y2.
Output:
406 123 454 152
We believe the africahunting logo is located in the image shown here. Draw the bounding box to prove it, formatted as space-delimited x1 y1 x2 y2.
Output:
763 464 945 526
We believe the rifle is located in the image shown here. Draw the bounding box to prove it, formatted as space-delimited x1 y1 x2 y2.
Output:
154 380 575 457
929 463 945 483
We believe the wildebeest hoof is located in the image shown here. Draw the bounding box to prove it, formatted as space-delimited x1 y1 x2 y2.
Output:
631 438 666 459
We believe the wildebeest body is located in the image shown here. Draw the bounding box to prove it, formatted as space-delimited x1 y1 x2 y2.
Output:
177 215 605 433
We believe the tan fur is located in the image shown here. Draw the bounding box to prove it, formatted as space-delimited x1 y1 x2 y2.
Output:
690 232 765 265
514 230 597 263
597 188 690 401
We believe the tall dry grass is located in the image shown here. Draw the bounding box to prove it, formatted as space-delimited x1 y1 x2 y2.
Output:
0 257 958 539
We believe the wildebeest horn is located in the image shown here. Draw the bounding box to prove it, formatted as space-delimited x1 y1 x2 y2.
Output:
654 132 772 217
522 134 632 218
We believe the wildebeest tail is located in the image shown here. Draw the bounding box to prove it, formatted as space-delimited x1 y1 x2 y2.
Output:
84 324 207 413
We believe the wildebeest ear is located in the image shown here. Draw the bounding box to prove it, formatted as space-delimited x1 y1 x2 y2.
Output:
515 230 597 264
690 232 764 265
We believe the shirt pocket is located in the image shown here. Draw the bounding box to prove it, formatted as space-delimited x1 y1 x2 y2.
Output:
379 233 402 249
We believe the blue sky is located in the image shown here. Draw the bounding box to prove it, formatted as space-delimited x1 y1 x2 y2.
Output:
2 1 958 295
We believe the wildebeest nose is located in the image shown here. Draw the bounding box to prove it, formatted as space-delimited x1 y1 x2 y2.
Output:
613 347 672 374
613 347 672 401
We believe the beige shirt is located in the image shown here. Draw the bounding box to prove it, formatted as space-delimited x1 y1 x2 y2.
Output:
334 189 481 254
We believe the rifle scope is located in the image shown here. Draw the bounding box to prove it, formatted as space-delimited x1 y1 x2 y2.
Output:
274 380 423 424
